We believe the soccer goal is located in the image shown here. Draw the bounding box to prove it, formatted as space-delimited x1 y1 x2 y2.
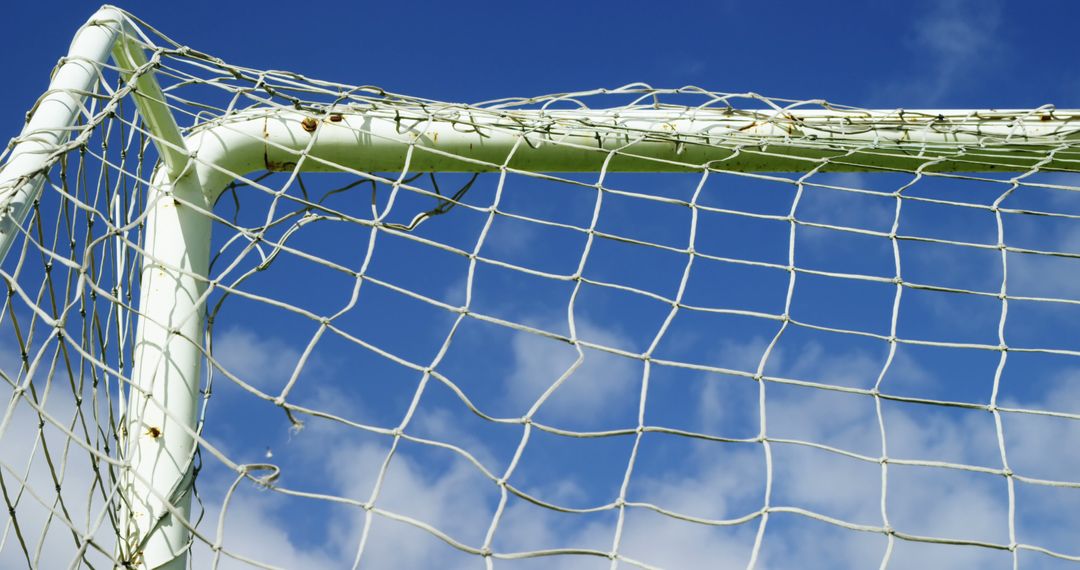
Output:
0 5 1077 569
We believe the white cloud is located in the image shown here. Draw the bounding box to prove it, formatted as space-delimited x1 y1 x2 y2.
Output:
329 441 494 569
689 334 1055 567
505 319 640 427
189 435 493 569
1009 224 1080 301
696 371 758 437
0 393 120 569
615 509 759 570
911 3 995 66
211 327 307 395
713 335 773 374
190 494 340 570
760 392 1013 569
406 405 505 475
484 218 541 259
800 173 895 235
129 323 1078 569
874 0 1003 105
2 321 1074 570
784 341 884 389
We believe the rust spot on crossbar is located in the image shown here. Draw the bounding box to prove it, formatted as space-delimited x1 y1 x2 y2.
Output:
146 426 162 439
301 117 319 132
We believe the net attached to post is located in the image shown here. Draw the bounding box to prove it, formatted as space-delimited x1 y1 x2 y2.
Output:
0 8 1079 570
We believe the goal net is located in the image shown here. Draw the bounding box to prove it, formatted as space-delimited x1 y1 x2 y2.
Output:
0 7 1077 570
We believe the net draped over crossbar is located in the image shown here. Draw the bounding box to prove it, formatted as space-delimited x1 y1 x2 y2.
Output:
0 6 1078 570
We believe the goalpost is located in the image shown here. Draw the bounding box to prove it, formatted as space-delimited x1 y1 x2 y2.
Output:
0 5 1077 569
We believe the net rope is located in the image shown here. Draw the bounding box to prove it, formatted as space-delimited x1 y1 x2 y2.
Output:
0 9 1078 569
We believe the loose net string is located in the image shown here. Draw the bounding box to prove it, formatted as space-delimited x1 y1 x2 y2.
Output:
0 9 1078 569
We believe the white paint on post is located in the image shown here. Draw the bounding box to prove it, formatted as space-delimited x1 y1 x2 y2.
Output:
0 6 202 568
123 170 209 569
185 107 1080 186
0 7 125 260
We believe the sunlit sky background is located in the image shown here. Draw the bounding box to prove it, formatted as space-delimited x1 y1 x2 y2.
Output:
1 1 1080 569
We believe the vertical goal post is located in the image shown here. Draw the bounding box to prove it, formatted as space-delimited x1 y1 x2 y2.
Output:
1 5 1079 569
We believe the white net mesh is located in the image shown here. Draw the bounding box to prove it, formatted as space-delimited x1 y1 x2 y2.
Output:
0 8 1079 570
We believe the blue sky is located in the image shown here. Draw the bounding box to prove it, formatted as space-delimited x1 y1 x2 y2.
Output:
1 1 1080 569
5 0 1080 121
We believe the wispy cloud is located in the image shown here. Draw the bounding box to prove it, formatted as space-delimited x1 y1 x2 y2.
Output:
506 318 640 428
3 318 1075 569
875 0 1003 105
212 327 306 394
